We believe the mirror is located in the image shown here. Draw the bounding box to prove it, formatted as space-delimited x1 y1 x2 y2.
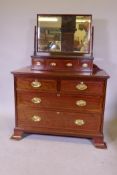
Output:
37 14 92 54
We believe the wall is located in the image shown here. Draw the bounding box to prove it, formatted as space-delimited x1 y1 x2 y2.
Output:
0 0 117 122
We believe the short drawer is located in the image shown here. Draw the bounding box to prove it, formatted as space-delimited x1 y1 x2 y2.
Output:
17 108 101 133
17 92 103 112
31 58 45 70
16 77 57 92
61 80 104 95
79 59 93 72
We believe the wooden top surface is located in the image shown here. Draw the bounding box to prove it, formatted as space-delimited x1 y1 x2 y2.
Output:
12 65 109 79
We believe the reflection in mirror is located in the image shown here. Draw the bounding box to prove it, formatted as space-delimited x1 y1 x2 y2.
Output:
38 16 61 52
37 15 92 54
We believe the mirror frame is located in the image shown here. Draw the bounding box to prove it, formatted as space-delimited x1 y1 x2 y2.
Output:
35 14 93 56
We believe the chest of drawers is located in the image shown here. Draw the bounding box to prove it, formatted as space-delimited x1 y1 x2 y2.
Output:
11 65 109 148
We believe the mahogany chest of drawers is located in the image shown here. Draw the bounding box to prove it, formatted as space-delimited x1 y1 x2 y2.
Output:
11 65 109 148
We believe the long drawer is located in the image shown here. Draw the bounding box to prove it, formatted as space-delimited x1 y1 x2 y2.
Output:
17 108 101 134
17 92 103 112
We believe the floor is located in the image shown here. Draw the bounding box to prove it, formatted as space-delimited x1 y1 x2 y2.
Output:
0 112 117 175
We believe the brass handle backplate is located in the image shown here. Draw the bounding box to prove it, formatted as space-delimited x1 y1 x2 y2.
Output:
31 80 41 88
74 119 85 126
76 82 87 91
32 115 41 122
76 100 87 107
32 97 41 104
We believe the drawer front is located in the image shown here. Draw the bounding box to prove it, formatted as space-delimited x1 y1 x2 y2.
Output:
61 80 104 95
17 92 103 112
16 77 57 92
31 58 45 70
17 108 101 133
79 59 93 71
46 59 78 71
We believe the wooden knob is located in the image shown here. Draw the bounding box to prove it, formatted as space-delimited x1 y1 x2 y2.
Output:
82 63 88 68
66 63 73 67
50 62 56 67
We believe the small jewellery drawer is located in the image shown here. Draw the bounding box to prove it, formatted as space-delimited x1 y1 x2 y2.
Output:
16 77 57 92
17 92 103 112
61 80 104 95
17 108 101 133
31 58 45 70
79 59 93 71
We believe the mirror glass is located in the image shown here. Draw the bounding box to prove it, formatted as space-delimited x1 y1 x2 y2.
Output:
37 15 92 54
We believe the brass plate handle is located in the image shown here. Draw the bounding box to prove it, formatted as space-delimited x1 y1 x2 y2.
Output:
74 119 85 126
32 97 41 104
82 63 88 68
31 80 41 88
32 115 41 122
50 62 56 67
76 100 87 107
76 82 87 91
66 63 73 67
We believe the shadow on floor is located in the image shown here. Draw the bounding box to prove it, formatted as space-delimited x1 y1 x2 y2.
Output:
105 117 117 142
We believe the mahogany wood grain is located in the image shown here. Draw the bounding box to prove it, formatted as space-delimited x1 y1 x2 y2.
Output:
61 80 104 95
16 78 57 92
17 108 101 133
31 56 93 72
17 92 103 112
11 64 109 148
